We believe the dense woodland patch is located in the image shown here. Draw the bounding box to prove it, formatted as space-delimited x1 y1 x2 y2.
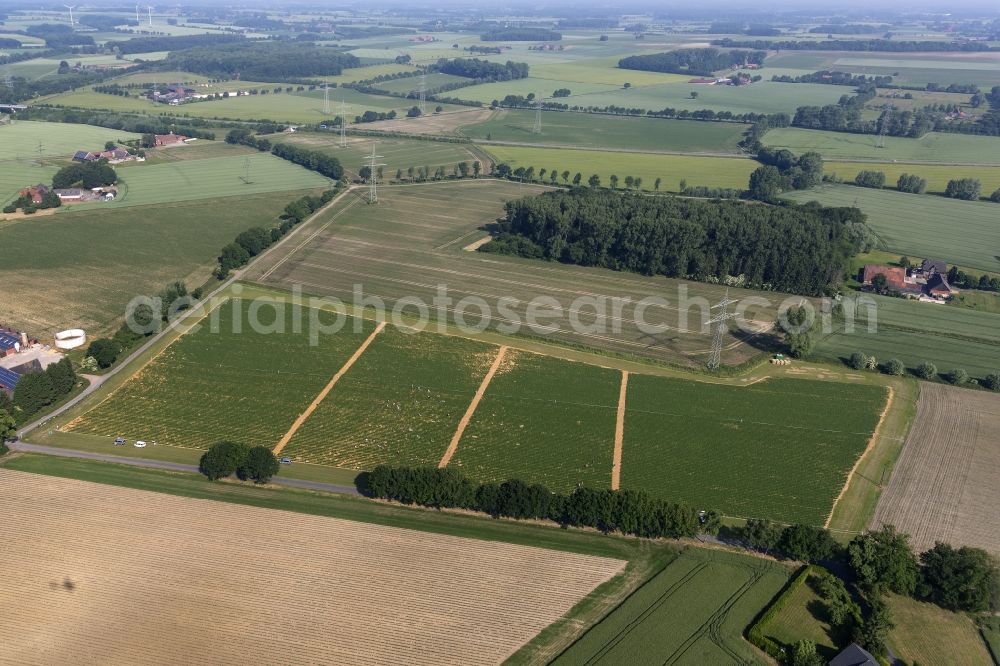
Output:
481 189 862 295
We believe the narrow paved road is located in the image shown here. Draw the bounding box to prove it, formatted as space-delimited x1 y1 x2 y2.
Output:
8 442 361 496
15 186 359 441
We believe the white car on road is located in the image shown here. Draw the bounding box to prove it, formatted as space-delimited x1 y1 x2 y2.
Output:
134 440 147 448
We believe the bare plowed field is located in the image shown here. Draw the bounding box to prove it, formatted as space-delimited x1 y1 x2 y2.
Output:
0 469 624 666
871 384 1000 555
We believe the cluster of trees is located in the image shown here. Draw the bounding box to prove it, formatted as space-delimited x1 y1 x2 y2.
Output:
216 189 338 278
391 161 481 182
480 28 561 41
846 350 1000 390
945 264 1000 292
17 107 220 140
6 358 77 421
793 101 935 138
618 48 765 76
483 188 859 295
270 143 343 180
106 33 243 55
747 148 825 201
85 281 200 370
355 109 397 123
224 128 273 151
0 67 114 105
944 177 982 200
160 42 360 81
199 441 279 484
712 37 995 52
771 70 893 87
0 38 22 48
365 465 714 539
2 189 60 215
854 170 887 189
436 58 529 81
25 23 95 48
52 161 116 189
896 173 928 194
743 522 998 659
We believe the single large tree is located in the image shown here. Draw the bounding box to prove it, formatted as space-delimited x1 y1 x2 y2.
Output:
848 525 919 595
237 446 280 484
199 441 251 481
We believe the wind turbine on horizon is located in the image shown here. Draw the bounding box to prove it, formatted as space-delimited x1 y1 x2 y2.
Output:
64 5 76 26
147 6 154 28
135 4 141 24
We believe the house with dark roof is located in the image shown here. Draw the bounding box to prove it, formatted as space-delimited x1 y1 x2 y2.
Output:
73 150 100 162
926 272 956 298
828 643 877 666
920 258 947 276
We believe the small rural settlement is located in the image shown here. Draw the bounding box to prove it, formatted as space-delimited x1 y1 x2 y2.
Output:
1 2 999 665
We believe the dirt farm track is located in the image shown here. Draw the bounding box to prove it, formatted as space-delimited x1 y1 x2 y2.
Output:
872 383 1000 555
0 470 624 665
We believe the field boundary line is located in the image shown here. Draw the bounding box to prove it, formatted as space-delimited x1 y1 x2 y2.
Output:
611 371 629 491
273 321 387 455
824 385 895 529
439 346 508 468
257 195 362 282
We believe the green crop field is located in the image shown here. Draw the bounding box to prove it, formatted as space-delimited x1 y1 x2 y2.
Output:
35 86 463 125
273 134 481 178
530 59 693 87
813 326 1000 381
0 161 58 207
461 110 748 153
281 328 497 468
825 161 1000 195
374 72 468 94
103 153 331 208
887 594 994 666
765 51 1000 88
553 547 791 665
764 128 1000 165
67 301 377 448
0 121 139 162
783 185 1000 273
0 191 310 335
812 292 1000 379
448 77 624 104
484 145 756 190
450 351 621 492
551 80 848 116
620 375 886 524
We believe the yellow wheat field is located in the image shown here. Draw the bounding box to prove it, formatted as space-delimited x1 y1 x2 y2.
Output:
0 470 624 665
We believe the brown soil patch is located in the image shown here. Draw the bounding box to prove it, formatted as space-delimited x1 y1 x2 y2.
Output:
871 384 1000 555
440 346 508 468
0 469 624 665
611 371 628 490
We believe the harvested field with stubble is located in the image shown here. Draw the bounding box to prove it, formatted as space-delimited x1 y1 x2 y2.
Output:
0 469 625 666
872 383 1000 555
244 180 786 369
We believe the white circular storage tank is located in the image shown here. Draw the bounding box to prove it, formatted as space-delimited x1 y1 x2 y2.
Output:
54 329 87 350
